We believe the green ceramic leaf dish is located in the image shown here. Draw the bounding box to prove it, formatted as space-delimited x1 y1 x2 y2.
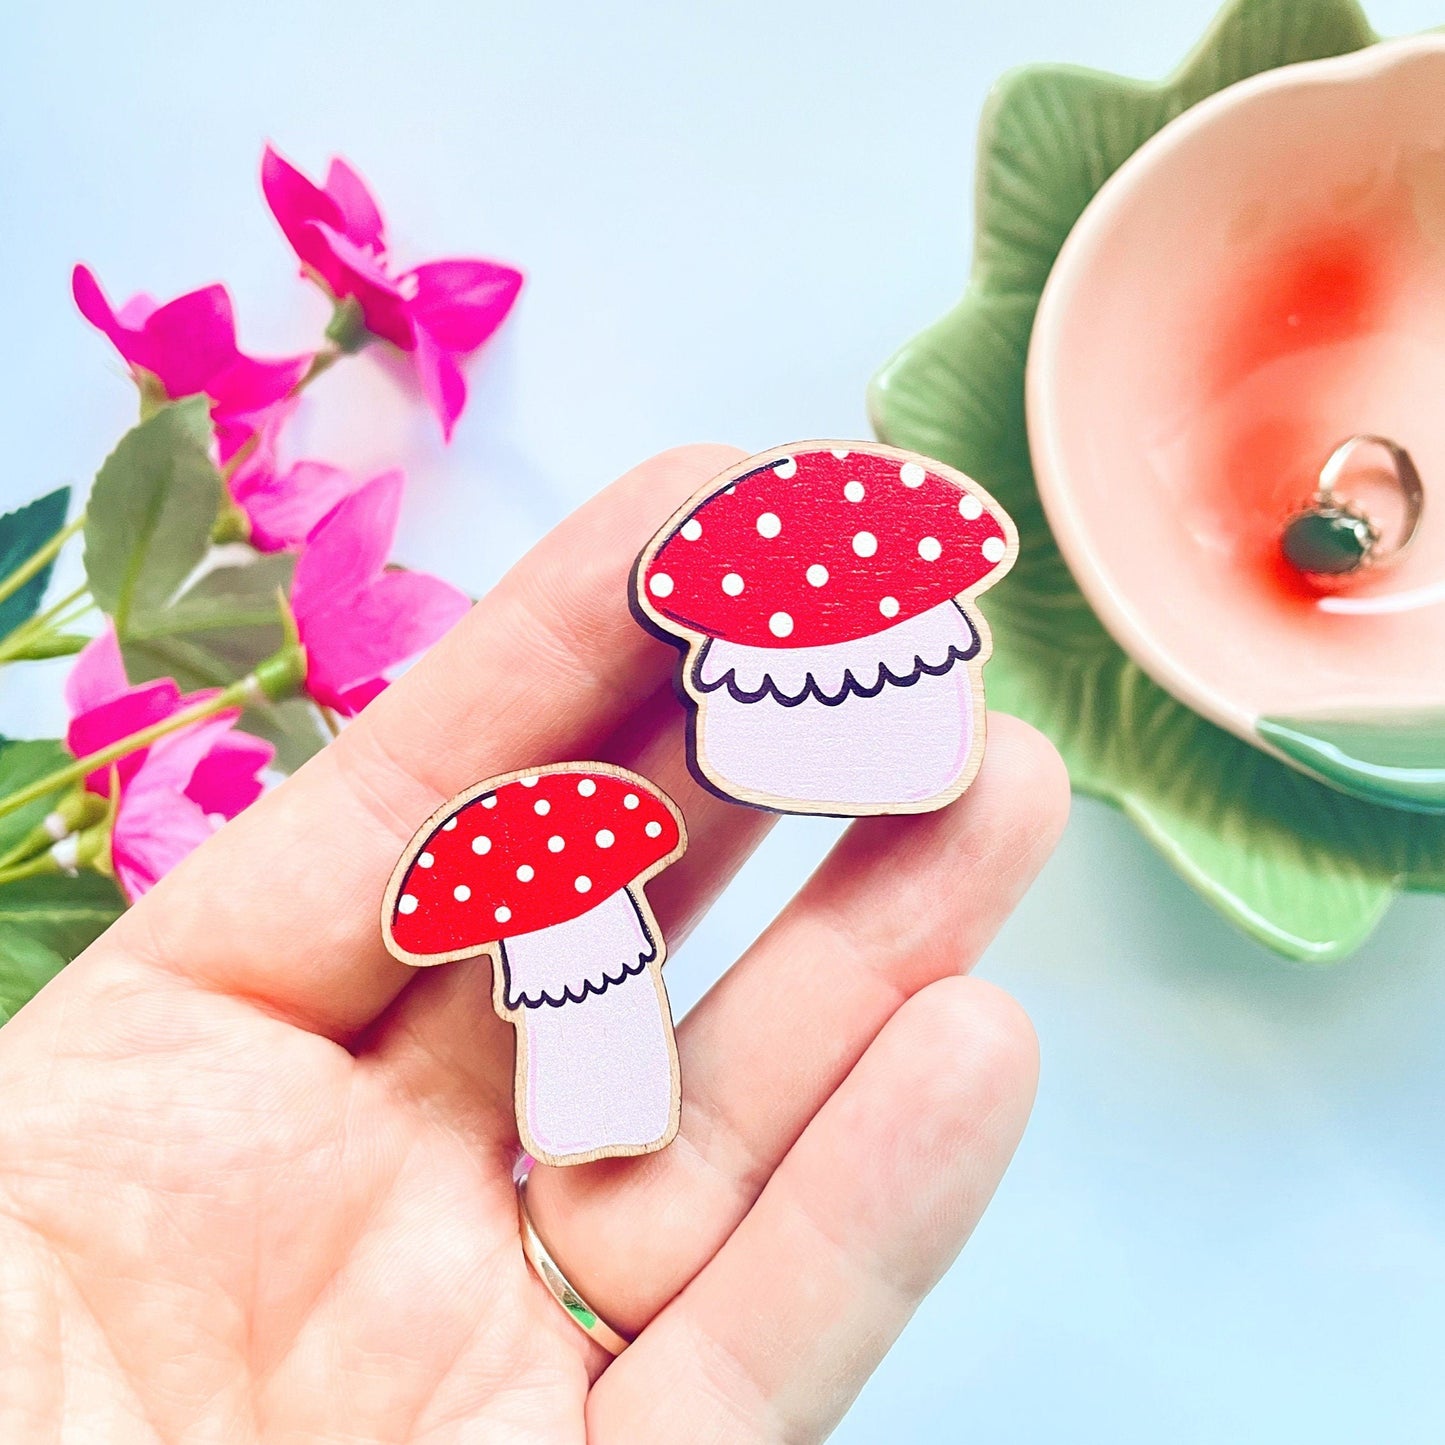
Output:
868 0 1445 962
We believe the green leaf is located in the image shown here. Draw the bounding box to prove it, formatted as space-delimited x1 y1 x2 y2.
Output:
1111 679 1400 964
118 553 327 773
866 0 1445 961
0 873 125 1023
0 487 71 637
124 553 297 644
1258 712 1445 814
84 398 222 634
972 0 1376 296
0 739 75 858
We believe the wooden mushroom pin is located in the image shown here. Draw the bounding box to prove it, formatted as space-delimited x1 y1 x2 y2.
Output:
381 763 686 1167
632 442 1017 816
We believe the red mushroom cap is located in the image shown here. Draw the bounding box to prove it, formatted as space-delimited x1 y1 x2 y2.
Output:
636 445 1013 650
384 765 683 963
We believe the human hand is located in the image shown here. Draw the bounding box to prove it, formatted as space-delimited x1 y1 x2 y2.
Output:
0 447 1068 1443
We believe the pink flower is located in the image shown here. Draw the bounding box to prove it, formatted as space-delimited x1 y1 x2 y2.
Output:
227 405 364 552
261 145 523 441
291 470 470 715
64 630 273 901
72 265 311 464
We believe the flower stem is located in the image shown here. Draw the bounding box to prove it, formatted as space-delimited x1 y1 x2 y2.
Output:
0 583 93 664
0 666 279 827
298 347 342 389
0 515 85 612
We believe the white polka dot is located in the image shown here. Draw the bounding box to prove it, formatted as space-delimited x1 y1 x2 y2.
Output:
806 564 829 587
548 835 565 852
575 875 593 894
769 611 794 638
596 829 615 848
831 448 850 459
417 852 434 868
471 835 491 855
481 795 497 809
680 518 702 541
774 457 797 479
578 778 597 796
534 799 551 816
516 864 534 882
649 573 674 598
624 794 640 810
454 885 471 902
495 905 512 924
398 893 418 914
918 536 942 562
757 512 782 539
520 776 538 787
844 480 865 503
879 596 901 619
900 462 925 487
723 484 737 495
442 817 458 830
982 535 1007 563
852 531 878 558
959 493 983 520
721 572 744 596
645 820 663 838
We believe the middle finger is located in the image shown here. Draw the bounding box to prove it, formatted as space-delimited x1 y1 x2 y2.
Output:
526 714 1067 1336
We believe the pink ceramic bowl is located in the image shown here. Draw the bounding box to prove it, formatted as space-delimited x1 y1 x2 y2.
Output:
1027 36 1445 812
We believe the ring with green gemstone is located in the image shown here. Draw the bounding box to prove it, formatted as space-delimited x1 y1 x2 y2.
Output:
1281 435 1424 586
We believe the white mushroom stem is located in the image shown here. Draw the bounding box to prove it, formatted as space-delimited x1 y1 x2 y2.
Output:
500 887 676 1161
692 599 981 812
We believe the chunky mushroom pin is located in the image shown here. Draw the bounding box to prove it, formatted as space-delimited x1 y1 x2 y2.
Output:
382 763 686 1167
633 442 1017 815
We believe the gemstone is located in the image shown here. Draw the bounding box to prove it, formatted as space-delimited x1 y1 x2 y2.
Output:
1281 508 1375 578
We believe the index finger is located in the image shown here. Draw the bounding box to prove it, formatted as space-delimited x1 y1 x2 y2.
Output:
99 445 744 1038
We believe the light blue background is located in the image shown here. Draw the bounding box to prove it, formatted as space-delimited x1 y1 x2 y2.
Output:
4 2 1444 1439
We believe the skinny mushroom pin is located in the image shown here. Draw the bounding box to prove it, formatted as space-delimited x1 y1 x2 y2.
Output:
632 442 1017 815
382 763 685 1167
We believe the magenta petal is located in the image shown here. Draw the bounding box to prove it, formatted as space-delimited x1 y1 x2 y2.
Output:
406 259 524 353
411 326 468 441
67 678 183 795
330 676 390 717
304 569 470 706
112 783 216 901
185 727 273 816
115 293 159 329
134 285 241 397
305 222 414 348
72 265 132 358
234 459 363 552
128 714 239 798
72 266 160 372
262 144 348 293
292 469 468 711
64 628 130 715
324 156 386 248
212 353 311 415
113 714 260 896
294 470 405 612
217 393 299 472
